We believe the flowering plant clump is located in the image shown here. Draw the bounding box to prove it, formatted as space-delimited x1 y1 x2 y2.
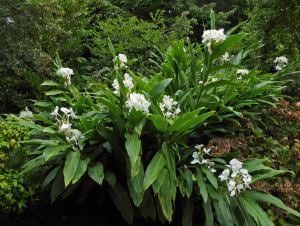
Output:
219 159 252 196
15 12 299 226
274 56 288 71
159 95 181 118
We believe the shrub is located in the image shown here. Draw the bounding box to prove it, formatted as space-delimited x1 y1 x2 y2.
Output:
16 16 299 225
0 118 35 213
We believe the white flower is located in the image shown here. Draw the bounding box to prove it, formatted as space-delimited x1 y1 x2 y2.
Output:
191 145 216 172
203 147 211 155
202 29 226 44
123 73 134 90
195 144 204 150
229 158 243 171
221 52 230 62
19 107 33 120
199 81 204 85
6 17 15 24
60 107 71 115
112 73 134 94
126 92 151 114
60 107 77 119
114 54 128 68
112 79 120 94
219 158 252 196
191 151 200 164
227 180 236 192
57 67 74 77
66 129 84 145
159 95 181 118
118 54 127 64
237 69 249 76
237 76 243 80
274 56 288 65
275 65 283 71
219 169 230 181
57 67 74 86
50 106 59 117
59 123 72 134
274 56 288 71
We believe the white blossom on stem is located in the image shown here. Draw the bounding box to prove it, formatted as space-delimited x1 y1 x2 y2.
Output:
126 92 151 114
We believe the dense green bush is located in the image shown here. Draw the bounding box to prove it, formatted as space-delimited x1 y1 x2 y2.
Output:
15 19 299 225
0 118 35 213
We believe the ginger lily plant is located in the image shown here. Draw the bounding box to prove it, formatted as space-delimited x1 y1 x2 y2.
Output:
15 14 299 226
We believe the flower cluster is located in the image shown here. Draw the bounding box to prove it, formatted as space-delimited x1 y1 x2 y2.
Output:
219 158 252 196
159 95 181 119
112 54 151 114
202 29 227 44
236 69 249 80
220 52 230 63
50 106 83 146
57 67 74 86
202 29 226 53
114 53 128 69
125 93 151 114
19 107 33 120
274 56 288 71
191 144 216 173
112 73 134 95
5 17 15 24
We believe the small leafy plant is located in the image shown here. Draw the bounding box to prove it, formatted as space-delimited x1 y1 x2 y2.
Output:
15 12 299 226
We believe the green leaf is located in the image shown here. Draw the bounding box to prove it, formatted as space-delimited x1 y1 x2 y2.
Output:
244 191 300 218
143 151 166 191
213 194 234 226
202 166 218 189
168 111 214 133
72 158 89 184
179 168 193 198
210 9 216 29
22 156 44 173
63 150 80 187
149 115 168 132
50 171 65 202
239 195 274 226
108 183 134 225
196 168 208 202
45 90 64 96
182 199 193 226
128 163 144 207
158 178 173 222
125 133 141 174
150 78 172 97
152 168 167 194
42 166 61 188
42 127 56 134
41 80 59 86
43 144 69 162
140 190 156 220
105 170 116 187
203 198 214 226
88 162 105 185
